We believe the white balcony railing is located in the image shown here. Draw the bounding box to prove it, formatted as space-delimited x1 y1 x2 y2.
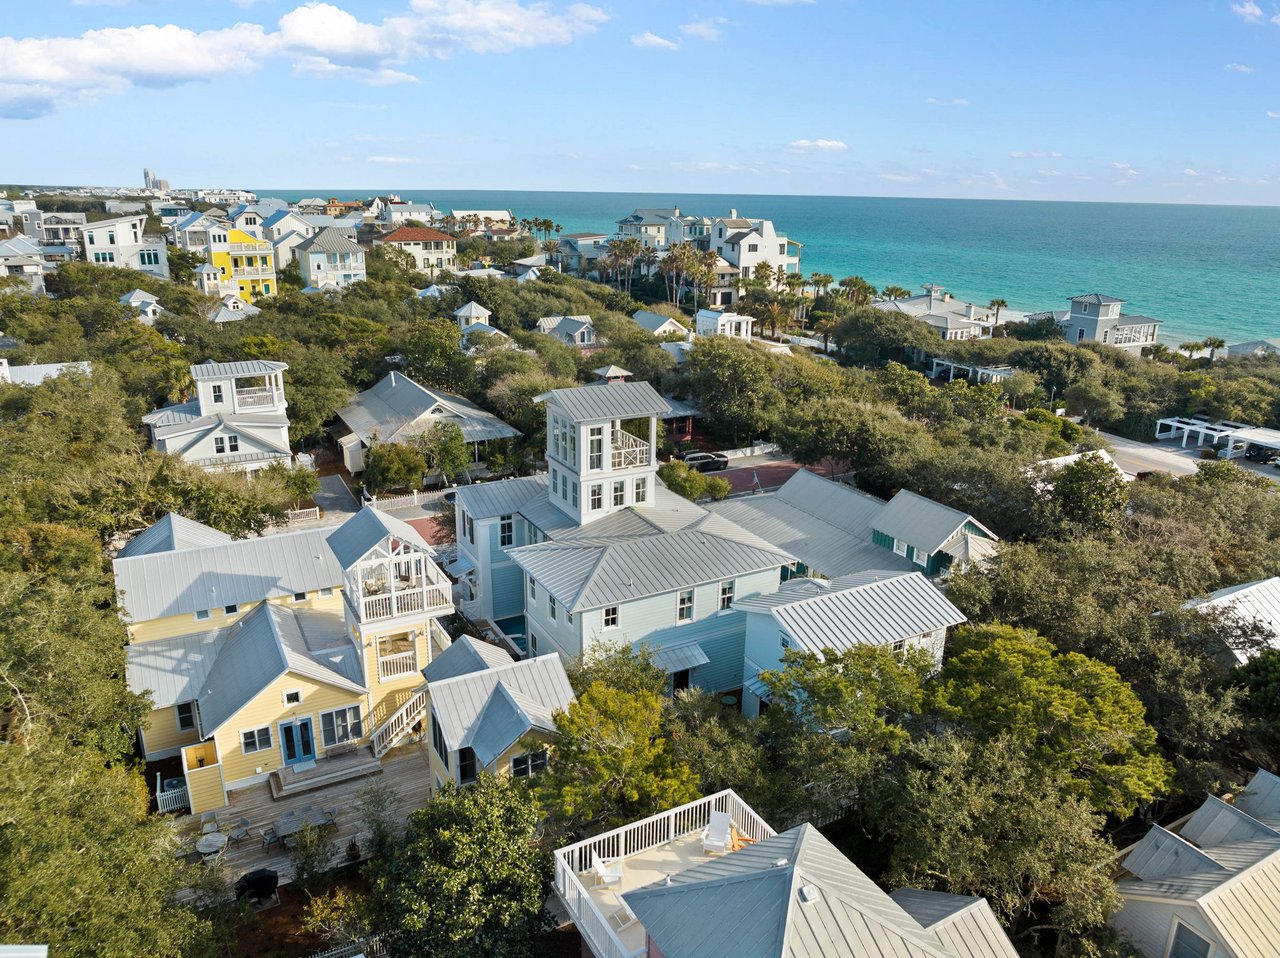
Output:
553 789 775 958
378 650 419 682
361 583 450 622
371 683 429 758
235 387 282 409
231 265 274 279
610 430 651 471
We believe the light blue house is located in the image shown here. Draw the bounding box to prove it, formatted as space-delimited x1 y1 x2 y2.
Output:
454 375 793 694
735 571 966 717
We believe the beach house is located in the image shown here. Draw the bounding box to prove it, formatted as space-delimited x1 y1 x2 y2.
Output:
1044 294 1162 354
295 227 367 291
142 359 292 474
555 790 1018 958
203 226 277 302
80 214 170 279
116 507 455 815
536 314 596 347
631 309 687 338
695 308 755 342
375 226 458 276
872 284 1022 339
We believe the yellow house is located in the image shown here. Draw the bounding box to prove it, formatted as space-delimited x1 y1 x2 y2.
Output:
117 508 455 814
204 226 277 302
419 635 575 790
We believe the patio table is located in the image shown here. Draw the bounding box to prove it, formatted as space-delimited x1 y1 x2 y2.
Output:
274 808 331 838
196 832 228 855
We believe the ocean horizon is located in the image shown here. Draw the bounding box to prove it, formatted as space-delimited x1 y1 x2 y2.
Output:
253 188 1280 346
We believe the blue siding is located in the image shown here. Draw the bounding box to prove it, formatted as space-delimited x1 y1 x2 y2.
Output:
491 564 525 620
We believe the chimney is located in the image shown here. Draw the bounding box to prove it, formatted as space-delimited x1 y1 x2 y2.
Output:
964 303 976 318
729 209 738 218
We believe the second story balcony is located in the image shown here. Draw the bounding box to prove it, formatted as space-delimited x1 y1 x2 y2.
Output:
234 386 284 409
350 552 452 625
231 265 275 279
610 429 652 470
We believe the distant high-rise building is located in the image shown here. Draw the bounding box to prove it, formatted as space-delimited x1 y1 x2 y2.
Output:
142 167 162 190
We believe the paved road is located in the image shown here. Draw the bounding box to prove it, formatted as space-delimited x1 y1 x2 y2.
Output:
1100 433 1200 478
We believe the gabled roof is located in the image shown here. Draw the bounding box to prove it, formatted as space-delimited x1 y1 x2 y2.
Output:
335 371 520 445
624 824 960 958
535 379 671 422
734 571 966 655
632 310 685 334
296 227 363 255
889 890 1020 958
190 359 287 381
453 474 550 521
506 514 792 613
379 226 454 243
117 513 233 558
324 506 435 569
196 602 365 735
428 643 573 767
423 634 514 682
1186 577 1280 659
454 301 492 319
536 314 592 334
873 490 997 554
119 288 159 308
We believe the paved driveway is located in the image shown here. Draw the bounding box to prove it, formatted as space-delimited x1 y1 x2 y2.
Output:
315 473 360 519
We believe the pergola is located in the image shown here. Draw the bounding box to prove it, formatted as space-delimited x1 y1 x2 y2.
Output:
1154 417 1280 458
929 357 1016 384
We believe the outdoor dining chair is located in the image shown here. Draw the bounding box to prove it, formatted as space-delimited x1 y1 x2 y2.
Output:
259 827 279 850
228 817 252 845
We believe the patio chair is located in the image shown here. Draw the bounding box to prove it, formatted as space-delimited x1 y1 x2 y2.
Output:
701 811 732 856
200 811 218 830
201 820 220 835
324 807 338 827
592 855 623 888
259 827 279 850
228 817 252 845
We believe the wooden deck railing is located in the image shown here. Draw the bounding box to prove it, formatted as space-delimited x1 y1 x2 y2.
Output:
371 684 429 758
553 789 775 958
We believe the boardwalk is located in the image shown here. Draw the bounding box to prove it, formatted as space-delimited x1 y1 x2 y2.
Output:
173 741 436 887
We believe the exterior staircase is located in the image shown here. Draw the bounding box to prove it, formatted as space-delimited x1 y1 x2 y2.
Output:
371 683 430 758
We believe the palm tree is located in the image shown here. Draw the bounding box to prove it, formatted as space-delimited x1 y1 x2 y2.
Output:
763 301 786 339
773 263 787 291
1204 336 1226 361
640 246 660 280
541 239 561 264
813 313 838 352
881 285 912 301
553 223 563 237
1178 341 1203 358
988 298 1007 324
808 271 824 295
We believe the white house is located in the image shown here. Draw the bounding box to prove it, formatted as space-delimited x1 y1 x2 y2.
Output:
80 215 170 279
705 209 802 287
0 235 46 294
1112 768 1280 958
119 288 164 323
1041 294 1162 354
736 571 966 716
631 309 687 338
695 308 755 341
171 211 223 251
536 314 595 347
1185 577 1280 663
142 359 291 474
379 202 441 227
453 301 492 331
375 226 458 276
873 285 1024 339
295 228 366 290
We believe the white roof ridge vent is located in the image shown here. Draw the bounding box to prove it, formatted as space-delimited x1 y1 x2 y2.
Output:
774 857 789 868
798 883 821 904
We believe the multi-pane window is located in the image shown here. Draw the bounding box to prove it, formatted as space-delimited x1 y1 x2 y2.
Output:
499 515 513 547
719 580 735 610
572 482 579 508
1168 924 1213 958
241 726 271 754
227 434 240 453
589 426 604 470
590 484 603 510
677 589 694 623
431 713 449 768
780 633 791 651
140 249 161 266
635 477 647 503
211 384 223 403
214 437 226 455
613 481 625 507
529 575 537 600
511 749 548 778
176 701 196 731
549 595 557 621
603 606 619 628
321 706 363 747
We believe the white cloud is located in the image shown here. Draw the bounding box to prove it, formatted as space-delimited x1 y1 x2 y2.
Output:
1268 111 1280 118
0 0 608 118
926 96 969 106
988 172 1012 192
787 138 848 153
631 31 679 50
1110 162 1141 176
681 17 728 41
1183 168 1200 177
1037 169 1064 177
1226 62 1255 72
878 172 918 183
1232 1 1263 21
1010 150 1063 159
368 155 420 164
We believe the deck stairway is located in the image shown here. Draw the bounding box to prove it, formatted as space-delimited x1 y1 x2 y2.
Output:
371 683 431 759
268 746 383 799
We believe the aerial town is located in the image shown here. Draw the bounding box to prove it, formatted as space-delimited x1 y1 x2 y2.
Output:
3 168 1280 958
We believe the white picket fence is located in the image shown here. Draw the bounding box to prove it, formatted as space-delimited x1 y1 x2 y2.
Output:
285 506 321 522
304 936 385 958
155 773 189 814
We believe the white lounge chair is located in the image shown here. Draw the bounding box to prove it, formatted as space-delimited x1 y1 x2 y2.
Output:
702 811 732 855
592 854 623 887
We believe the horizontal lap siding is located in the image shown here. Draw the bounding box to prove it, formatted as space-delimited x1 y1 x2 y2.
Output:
141 705 201 758
492 564 525 620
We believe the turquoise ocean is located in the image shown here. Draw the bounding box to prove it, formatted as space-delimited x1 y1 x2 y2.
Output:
257 189 1280 345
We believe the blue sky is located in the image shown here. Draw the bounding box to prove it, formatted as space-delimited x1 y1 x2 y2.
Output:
2 0 1279 204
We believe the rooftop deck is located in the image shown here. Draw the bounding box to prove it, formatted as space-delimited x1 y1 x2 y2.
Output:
173 741 434 888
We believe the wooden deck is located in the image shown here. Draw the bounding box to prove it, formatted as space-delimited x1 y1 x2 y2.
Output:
173 741 436 887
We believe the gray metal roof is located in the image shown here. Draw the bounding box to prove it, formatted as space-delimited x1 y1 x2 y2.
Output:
118 513 233 558
535 380 671 423
454 301 491 319
455 474 549 521
324 506 435 569
506 514 792 613
113 527 344 622
734 571 965 655
632 310 685 333
127 628 225 709
889 890 1019 958
336 371 520 446
423 635 514 683
196 602 365 735
295 227 362 255
428 650 573 768
3 362 91 385
1070 293 1124 305
190 359 288 381
1187 577 1280 657
873 490 997 555
624 824 955 958
649 642 711 673
707 471 914 579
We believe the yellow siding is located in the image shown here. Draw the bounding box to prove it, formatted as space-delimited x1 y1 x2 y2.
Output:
358 622 431 728
492 732 556 779
213 671 367 789
127 592 343 645
140 705 201 756
186 764 226 815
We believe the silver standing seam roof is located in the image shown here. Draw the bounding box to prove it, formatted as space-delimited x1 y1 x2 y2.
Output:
117 513 233 558
707 470 914 579
535 379 672 422
295 227 363 255
1186 577 1280 656
190 359 288 381
733 571 966 655
336 371 521 446
113 527 345 622
889 890 1020 958
873 489 997 555
623 823 1007 958
426 639 574 768
324 506 435 569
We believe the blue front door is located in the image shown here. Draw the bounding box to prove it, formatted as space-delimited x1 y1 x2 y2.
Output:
281 719 315 766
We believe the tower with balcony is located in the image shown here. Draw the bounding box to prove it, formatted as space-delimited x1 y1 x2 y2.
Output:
537 369 670 527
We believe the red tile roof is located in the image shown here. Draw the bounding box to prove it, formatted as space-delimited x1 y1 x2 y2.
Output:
379 226 455 243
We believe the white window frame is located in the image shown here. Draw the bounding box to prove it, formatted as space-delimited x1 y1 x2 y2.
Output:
1164 920 1215 958
499 514 513 548
893 539 908 557
603 606 619 629
175 701 196 732
719 580 735 611
677 589 694 624
241 725 272 754
634 476 647 504
613 480 625 507
549 595 557 621
529 575 537 600
780 632 791 651
319 587 334 597
194 609 211 621
320 705 364 748
590 483 603 510
913 549 928 567
293 591 307 602
511 749 548 778
224 603 238 615
211 384 223 404
282 689 302 705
